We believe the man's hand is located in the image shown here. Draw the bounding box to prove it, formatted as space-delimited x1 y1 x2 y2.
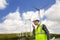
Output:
32 25 35 29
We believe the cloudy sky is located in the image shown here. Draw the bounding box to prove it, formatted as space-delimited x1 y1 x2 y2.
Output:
0 0 60 34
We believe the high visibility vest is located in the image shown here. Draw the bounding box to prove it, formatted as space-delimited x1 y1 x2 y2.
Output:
35 24 47 40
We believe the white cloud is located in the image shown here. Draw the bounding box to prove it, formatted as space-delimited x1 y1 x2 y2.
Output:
45 0 60 21
23 9 45 21
44 0 60 34
0 0 8 9
23 11 38 21
0 8 24 33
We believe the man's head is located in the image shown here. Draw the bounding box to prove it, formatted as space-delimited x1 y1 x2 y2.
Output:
33 20 39 25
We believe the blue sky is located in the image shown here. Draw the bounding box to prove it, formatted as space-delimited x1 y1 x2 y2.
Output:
0 0 56 22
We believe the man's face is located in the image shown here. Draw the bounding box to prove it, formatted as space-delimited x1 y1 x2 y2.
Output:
33 21 39 25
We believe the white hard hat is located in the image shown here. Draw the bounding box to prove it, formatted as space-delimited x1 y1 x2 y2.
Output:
31 18 40 22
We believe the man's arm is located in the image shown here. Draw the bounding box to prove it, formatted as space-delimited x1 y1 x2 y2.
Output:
42 24 50 40
32 25 35 39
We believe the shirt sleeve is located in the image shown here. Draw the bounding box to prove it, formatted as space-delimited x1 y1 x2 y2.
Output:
42 24 50 40
33 28 35 39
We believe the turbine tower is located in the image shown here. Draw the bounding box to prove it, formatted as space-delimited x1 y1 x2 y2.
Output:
34 8 41 23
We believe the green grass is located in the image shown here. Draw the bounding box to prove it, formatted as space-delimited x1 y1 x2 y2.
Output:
50 34 60 38
0 34 17 38
0 32 60 40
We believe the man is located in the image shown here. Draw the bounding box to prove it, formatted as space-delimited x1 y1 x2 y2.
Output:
32 19 50 40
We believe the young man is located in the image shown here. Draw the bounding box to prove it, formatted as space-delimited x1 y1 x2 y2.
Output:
32 19 50 40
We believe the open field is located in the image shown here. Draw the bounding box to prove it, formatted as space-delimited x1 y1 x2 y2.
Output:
0 32 60 40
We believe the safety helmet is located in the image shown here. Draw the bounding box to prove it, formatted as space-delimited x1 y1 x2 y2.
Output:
32 18 40 22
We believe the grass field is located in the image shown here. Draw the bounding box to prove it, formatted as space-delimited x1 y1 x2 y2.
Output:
0 32 60 40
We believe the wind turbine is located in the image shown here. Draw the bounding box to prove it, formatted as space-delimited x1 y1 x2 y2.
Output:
34 8 41 23
33 4 48 22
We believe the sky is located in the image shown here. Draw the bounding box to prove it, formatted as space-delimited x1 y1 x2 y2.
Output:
0 0 55 20
0 0 60 34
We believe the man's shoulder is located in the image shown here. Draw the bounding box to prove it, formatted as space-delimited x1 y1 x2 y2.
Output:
39 24 46 26
42 24 46 26
42 24 46 28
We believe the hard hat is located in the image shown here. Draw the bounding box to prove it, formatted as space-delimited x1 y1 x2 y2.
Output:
32 18 40 22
